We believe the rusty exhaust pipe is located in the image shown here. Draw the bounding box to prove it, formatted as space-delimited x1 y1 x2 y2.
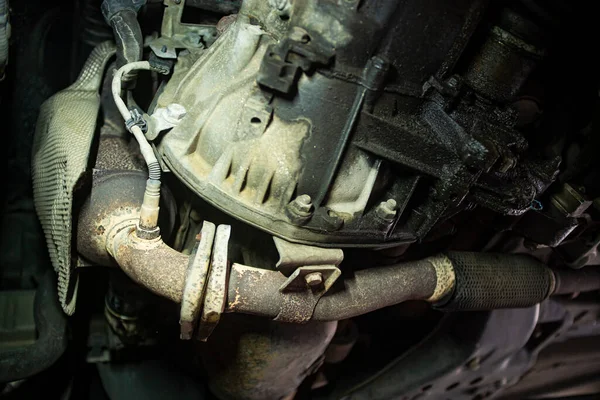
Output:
78 176 600 327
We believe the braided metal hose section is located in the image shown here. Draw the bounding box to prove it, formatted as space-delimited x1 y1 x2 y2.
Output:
434 252 555 311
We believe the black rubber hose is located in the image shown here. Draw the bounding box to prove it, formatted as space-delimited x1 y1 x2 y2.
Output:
0 270 68 382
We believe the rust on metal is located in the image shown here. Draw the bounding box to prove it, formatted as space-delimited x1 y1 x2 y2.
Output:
112 231 190 304
197 224 231 341
180 221 216 340
226 257 441 322
275 265 342 323
426 254 456 302
77 171 148 266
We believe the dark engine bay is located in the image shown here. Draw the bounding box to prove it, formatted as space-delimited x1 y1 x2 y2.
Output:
1 0 600 399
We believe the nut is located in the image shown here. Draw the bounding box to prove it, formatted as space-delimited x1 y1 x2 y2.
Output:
286 195 314 225
305 272 323 288
446 76 460 89
376 199 397 222
295 194 312 212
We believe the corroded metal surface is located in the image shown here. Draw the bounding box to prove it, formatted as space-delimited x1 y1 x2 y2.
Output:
77 171 147 266
197 224 231 341
112 232 189 304
180 221 215 340
226 259 439 321
275 265 341 323
426 254 456 303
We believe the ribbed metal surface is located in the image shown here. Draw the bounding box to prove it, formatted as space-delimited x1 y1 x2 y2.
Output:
32 42 116 314
437 252 553 311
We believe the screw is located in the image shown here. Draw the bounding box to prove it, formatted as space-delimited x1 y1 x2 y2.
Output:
376 199 397 222
166 104 187 121
305 272 323 288
161 45 167 53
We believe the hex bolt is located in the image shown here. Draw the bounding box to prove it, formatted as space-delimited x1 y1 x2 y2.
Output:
305 272 323 289
376 199 398 222
446 76 460 89
166 104 187 122
286 194 314 225
293 194 313 214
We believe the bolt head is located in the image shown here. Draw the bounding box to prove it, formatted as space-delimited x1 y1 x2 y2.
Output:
166 104 187 121
291 194 313 214
305 272 323 288
376 199 398 221
447 76 459 88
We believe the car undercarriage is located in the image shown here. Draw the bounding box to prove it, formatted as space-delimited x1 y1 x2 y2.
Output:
2 0 600 399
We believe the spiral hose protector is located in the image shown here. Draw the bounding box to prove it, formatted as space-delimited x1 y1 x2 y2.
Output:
148 161 161 181
434 252 555 311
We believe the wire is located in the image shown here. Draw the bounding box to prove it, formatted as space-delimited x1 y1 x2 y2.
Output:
112 61 163 235
111 60 161 181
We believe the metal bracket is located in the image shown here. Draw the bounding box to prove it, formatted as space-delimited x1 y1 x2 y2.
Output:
179 221 232 341
274 265 341 324
272 237 343 323
180 221 215 339
149 0 217 58
196 224 231 341
274 237 344 276
257 31 334 94
146 103 187 141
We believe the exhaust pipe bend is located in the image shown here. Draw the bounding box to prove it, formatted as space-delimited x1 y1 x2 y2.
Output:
109 229 188 304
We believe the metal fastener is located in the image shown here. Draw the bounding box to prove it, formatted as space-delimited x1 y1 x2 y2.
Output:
376 199 398 221
446 76 460 89
305 272 324 288
294 194 313 213
287 194 314 224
